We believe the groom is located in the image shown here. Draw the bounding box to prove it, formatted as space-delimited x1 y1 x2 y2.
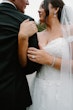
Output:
0 0 41 110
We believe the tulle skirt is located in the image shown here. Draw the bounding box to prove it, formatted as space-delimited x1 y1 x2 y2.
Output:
27 75 73 110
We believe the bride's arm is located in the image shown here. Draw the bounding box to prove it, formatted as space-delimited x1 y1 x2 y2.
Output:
18 33 28 67
47 55 61 70
18 19 38 67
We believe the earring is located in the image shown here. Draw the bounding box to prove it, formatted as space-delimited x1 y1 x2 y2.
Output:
54 12 57 18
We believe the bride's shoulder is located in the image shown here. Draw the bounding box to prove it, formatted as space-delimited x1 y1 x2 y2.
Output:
37 30 46 38
37 30 46 44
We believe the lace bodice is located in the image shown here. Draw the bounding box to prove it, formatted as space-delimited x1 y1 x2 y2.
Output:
44 37 67 57
37 38 68 80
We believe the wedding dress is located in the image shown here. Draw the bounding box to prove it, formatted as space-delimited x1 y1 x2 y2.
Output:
27 37 73 110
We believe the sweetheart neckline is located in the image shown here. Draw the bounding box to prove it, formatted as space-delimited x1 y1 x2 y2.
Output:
43 37 63 48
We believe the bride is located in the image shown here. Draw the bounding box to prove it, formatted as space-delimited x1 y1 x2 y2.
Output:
19 0 73 110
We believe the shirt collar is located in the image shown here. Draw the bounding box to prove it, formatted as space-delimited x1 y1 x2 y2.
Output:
2 0 17 9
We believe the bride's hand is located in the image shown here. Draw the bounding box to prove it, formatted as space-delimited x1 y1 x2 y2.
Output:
18 19 38 39
27 45 52 65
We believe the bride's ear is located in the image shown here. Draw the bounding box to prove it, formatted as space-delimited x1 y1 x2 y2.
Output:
53 7 59 18
54 7 59 14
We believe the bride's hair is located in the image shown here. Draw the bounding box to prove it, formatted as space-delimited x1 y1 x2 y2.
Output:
44 0 65 22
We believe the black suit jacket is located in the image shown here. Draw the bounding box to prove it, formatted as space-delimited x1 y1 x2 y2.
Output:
0 3 41 109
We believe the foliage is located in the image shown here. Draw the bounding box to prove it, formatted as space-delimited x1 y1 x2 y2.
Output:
37 23 46 32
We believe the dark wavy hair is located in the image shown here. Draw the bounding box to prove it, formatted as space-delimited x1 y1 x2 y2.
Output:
44 0 65 22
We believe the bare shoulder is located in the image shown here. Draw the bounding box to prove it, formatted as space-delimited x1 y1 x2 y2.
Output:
37 30 46 41
37 30 47 47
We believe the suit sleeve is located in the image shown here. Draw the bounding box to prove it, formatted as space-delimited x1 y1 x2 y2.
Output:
24 33 42 75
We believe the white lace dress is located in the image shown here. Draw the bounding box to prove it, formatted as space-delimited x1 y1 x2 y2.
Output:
27 38 73 110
